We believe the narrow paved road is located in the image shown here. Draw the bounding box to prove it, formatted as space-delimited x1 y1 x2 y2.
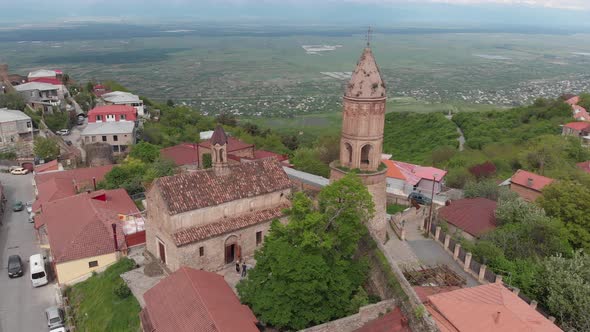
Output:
0 173 56 332
445 113 465 152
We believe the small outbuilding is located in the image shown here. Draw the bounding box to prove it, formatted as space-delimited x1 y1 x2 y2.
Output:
437 197 497 241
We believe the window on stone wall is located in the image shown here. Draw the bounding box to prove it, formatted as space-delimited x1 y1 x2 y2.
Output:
199 246 204 256
88 261 98 268
256 231 262 246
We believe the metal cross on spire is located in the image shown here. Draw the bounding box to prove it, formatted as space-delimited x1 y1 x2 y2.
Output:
366 27 373 47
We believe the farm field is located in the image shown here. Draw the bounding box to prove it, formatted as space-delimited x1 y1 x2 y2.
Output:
1 23 590 117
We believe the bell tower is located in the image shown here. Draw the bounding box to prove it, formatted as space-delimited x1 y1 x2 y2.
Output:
330 44 388 242
211 125 229 175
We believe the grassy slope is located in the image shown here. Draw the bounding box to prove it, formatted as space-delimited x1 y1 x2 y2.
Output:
68 258 140 332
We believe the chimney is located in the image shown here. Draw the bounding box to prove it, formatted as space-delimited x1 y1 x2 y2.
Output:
93 177 97 191
527 178 533 187
111 223 119 251
493 311 501 324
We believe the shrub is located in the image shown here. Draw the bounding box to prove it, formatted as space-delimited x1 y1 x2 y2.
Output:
114 281 132 299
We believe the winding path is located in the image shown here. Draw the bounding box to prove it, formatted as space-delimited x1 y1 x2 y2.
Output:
445 113 465 152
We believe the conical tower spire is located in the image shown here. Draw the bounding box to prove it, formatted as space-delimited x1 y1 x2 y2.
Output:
345 48 386 99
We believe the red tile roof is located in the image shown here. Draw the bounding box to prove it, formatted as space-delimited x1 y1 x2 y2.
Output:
426 283 562 332
199 136 254 152
253 149 289 162
413 286 461 303
577 161 590 174
388 160 446 185
510 169 554 192
88 104 136 116
141 267 259 332
173 204 288 246
383 159 405 180
34 160 59 174
354 307 411 332
565 96 580 106
42 189 137 263
28 77 62 85
160 143 199 167
33 165 114 212
154 158 291 215
564 121 590 131
438 198 497 237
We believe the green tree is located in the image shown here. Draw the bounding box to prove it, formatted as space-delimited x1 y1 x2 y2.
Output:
539 181 590 249
0 92 26 110
495 195 545 225
463 180 503 201
237 174 374 330
142 159 176 183
202 153 212 169
536 251 590 332
129 142 161 163
74 91 95 113
34 137 60 161
291 148 330 178
215 113 237 127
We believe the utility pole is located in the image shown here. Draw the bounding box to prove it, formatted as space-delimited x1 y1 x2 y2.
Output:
426 174 438 236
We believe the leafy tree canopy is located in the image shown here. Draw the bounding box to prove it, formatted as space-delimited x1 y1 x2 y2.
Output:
0 92 26 111
99 157 175 195
129 142 160 163
34 137 60 161
539 181 590 250
237 174 374 330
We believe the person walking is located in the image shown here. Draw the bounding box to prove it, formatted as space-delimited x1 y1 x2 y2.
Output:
235 260 241 274
241 263 247 278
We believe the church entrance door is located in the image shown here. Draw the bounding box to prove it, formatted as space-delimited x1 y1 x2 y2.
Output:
224 235 238 264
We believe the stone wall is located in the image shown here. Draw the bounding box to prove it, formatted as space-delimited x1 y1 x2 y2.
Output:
299 299 396 332
509 184 541 202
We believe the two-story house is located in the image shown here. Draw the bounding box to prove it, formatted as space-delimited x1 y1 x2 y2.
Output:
82 105 137 155
0 108 33 156
87 105 137 123
14 82 68 113
101 91 145 117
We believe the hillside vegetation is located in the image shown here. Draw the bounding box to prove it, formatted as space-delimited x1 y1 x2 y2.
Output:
383 112 459 164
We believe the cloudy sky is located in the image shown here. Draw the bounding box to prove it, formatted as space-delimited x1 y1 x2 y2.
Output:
1 0 589 26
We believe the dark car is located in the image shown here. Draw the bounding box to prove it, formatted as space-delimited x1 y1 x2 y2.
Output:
7 255 23 278
408 192 432 205
65 140 72 146
12 201 24 212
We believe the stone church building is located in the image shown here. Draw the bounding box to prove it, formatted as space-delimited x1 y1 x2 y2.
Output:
330 46 388 242
146 126 292 272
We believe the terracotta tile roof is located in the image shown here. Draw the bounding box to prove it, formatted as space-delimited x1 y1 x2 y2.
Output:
160 143 199 166
210 125 228 146
438 198 497 237
511 169 554 192
389 160 447 185
413 286 461 303
34 159 59 173
142 267 259 332
253 149 289 162
28 77 62 85
427 283 562 332
354 307 411 332
383 159 405 180
33 165 114 212
154 158 291 215
577 161 590 174
199 136 254 152
173 204 288 246
345 48 386 99
564 121 590 131
565 96 580 106
42 189 138 263
88 104 136 116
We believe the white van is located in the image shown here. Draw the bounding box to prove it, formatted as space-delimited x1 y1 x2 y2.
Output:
30 254 48 287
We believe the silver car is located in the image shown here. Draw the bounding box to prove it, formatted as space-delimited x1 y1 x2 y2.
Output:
45 307 65 329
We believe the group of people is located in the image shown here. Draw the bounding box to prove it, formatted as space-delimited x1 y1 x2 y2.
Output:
235 259 248 278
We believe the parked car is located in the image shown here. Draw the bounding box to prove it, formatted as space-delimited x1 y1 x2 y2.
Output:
26 201 32 214
45 307 65 330
56 129 70 136
50 328 66 332
10 167 28 175
28 213 35 223
7 255 23 278
12 201 24 212
408 192 432 205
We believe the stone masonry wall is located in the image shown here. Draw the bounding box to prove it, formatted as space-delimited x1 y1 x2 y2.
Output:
299 299 397 332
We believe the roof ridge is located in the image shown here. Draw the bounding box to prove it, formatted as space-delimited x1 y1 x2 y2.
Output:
183 268 222 330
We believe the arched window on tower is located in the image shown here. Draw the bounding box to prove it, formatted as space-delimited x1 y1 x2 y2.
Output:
361 144 372 166
219 148 225 162
345 143 353 165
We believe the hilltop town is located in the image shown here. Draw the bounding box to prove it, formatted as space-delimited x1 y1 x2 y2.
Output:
0 41 588 332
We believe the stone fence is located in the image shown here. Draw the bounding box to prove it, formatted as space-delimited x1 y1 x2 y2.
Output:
298 299 397 332
428 224 556 322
